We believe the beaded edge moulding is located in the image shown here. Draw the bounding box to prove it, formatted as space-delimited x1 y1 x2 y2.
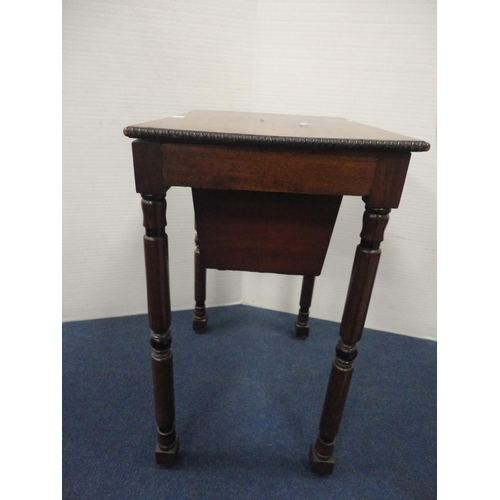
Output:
123 126 431 152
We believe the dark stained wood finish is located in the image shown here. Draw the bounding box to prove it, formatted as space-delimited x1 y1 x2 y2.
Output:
192 189 342 276
309 205 390 475
193 234 207 332
295 275 316 339
124 110 430 152
141 194 179 467
142 197 170 330
164 144 377 196
132 141 166 195
125 110 430 475
367 152 411 208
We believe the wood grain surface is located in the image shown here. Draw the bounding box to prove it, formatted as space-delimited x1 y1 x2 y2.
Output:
124 110 430 152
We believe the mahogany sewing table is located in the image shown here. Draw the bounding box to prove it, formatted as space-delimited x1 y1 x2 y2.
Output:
123 110 430 475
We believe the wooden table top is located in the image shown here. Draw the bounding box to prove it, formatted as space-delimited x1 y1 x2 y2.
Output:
124 110 430 152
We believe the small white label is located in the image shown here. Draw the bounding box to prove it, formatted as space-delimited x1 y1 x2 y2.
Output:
171 115 185 118
299 122 308 127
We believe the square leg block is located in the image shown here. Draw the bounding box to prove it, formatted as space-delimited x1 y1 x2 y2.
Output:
295 321 310 339
309 444 335 475
155 436 179 468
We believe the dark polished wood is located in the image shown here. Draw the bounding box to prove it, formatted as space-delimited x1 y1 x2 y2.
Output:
309 204 390 474
193 233 207 332
192 189 342 275
164 144 377 196
295 275 316 339
141 194 179 467
125 110 429 475
133 141 165 195
124 110 430 152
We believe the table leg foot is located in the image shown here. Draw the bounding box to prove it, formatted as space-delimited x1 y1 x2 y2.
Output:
155 435 179 468
192 306 207 333
295 319 310 339
309 438 335 475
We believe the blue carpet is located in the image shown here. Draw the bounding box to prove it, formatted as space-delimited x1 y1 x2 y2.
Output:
62 305 436 499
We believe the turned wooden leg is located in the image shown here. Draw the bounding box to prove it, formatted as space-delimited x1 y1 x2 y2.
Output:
141 194 179 467
295 275 316 339
310 205 391 475
192 233 207 332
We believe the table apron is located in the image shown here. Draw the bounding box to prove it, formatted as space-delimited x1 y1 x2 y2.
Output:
162 143 377 196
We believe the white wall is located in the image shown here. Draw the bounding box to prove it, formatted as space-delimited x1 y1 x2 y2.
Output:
62 0 256 320
63 0 436 341
243 0 436 340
